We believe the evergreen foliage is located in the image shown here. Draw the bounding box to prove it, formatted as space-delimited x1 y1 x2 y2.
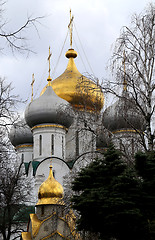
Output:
71 144 149 240
135 151 155 239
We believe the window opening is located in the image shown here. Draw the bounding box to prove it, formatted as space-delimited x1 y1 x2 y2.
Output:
51 134 54 155
21 153 24 162
39 135 42 156
76 131 79 156
62 136 64 159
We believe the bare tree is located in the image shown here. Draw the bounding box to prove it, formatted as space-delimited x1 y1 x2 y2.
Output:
0 1 43 235
101 3 155 151
0 144 33 240
0 77 19 126
0 0 44 54
0 77 33 240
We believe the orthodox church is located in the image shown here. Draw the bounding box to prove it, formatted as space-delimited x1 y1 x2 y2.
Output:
8 11 144 240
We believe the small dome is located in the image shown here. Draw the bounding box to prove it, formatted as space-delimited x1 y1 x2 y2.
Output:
36 165 64 205
103 96 145 132
25 85 73 129
41 49 104 111
9 119 33 147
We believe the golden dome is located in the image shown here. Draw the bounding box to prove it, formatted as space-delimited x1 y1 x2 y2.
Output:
41 49 104 111
36 165 64 205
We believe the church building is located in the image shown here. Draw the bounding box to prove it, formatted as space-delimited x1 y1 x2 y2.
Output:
8 10 144 240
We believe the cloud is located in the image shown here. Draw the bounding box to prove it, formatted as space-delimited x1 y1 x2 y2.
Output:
0 0 152 107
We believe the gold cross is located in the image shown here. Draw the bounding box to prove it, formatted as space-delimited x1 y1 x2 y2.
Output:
47 46 52 81
68 9 74 48
31 73 35 102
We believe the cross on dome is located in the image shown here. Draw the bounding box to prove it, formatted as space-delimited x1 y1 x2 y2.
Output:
68 9 74 48
47 46 52 81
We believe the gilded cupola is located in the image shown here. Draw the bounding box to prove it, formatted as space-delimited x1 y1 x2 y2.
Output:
41 11 104 112
37 165 64 205
41 48 104 112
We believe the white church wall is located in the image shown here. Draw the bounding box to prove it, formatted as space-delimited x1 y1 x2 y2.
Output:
112 130 144 162
66 114 96 161
32 125 66 161
16 145 33 163
66 124 77 161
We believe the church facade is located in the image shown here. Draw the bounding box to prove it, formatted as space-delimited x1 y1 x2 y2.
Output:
8 12 145 239
9 44 144 204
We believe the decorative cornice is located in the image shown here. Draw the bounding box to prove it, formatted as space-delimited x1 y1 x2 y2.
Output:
30 212 56 237
21 232 32 240
31 124 68 131
40 231 70 240
112 129 138 134
96 147 107 151
16 144 33 150
30 211 81 239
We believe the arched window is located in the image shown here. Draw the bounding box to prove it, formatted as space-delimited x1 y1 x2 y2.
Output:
21 153 24 162
39 135 42 156
92 132 95 150
62 136 64 159
41 206 44 216
53 170 55 178
119 139 123 151
131 138 134 156
51 134 54 155
76 131 79 156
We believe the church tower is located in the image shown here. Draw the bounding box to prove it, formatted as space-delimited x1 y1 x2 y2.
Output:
22 165 81 240
9 10 104 202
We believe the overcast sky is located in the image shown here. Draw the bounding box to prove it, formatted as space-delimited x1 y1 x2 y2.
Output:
0 0 152 111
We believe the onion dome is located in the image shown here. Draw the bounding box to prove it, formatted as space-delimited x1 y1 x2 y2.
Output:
9 119 33 147
41 49 104 111
103 95 145 132
25 84 73 129
37 165 64 205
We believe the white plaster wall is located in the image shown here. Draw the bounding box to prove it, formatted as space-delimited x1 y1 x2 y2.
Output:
112 131 144 161
32 124 66 161
16 146 33 163
27 161 33 177
73 152 96 171
66 114 96 161
79 129 96 155
66 124 77 160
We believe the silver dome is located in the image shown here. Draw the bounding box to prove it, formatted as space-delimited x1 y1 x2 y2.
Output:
25 86 73 128
103 96 145 132
9 119 33 147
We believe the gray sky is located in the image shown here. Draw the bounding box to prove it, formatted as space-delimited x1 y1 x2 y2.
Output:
0 0 152 110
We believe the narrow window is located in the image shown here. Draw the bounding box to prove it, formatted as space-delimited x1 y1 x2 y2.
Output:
76 131 79 156
51 134 54 155
92 132 95 150
53 170 55 178
131 138 134 156
39 135 42 156
62 136 64 159
41 206 44 216
21 153 24 162
119 139 122 151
